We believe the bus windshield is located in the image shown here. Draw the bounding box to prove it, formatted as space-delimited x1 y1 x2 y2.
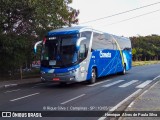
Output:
41 34 79 68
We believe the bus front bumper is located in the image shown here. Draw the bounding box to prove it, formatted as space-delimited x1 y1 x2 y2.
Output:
41 73 77 83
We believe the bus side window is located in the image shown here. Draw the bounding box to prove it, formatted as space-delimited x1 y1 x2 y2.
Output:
92 32 115 50
92 32 102 50
104 33 115 50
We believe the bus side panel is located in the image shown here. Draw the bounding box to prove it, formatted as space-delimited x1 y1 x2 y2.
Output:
123 50 132 71
113 50 124 73
86 51 99 80
97 49 124 77
86 49 124 80
98 50 116 77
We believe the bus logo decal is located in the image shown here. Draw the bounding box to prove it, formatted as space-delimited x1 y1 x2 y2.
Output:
99 51 111 58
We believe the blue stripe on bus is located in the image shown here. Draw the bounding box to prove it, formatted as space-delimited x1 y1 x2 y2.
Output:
48 30 79 36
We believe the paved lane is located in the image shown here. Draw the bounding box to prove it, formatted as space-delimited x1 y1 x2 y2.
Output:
0 64 160 120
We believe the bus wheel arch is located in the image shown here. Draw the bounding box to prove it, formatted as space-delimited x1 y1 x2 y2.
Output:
89 67 97 84
121 63 126 75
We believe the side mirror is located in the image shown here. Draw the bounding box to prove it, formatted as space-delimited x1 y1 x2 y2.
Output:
34 41 42 53
76 37 86 50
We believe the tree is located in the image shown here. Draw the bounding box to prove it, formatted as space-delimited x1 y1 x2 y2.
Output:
0 0 79 80
1 0 79 35
130 35 160 61
132 48 137 61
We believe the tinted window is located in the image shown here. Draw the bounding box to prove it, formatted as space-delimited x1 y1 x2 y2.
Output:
92 32 116 50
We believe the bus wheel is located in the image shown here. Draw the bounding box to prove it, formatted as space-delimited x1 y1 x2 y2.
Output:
89 68 97 84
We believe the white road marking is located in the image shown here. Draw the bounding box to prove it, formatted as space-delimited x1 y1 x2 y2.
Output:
153 75 160 80
110 89 141 111
10 93 39 102
119 80 138 88
150 81 159 89
87 79 111 87
4 89 21 93
128 101 135 108
102 80 124 88
98 89 142 120
98 117 106 120
139 81 159 97
139 90 148 98
136 80 152 89
61 94 85 105
4 84 17 88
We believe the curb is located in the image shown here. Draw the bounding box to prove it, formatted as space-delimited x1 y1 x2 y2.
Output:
118 79 160 120
99 76 160 120
0 78 41 89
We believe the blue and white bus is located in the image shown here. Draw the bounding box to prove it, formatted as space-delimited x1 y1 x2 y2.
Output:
34 26 132 84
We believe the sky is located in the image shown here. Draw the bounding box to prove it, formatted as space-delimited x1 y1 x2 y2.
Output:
70 0 160 37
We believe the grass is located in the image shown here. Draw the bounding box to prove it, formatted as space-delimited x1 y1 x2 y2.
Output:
132 60 160 66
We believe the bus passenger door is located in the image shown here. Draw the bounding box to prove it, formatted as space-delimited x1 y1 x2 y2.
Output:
77 38 89 81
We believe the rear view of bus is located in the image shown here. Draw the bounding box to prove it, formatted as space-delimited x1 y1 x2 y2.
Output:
34 26 132 84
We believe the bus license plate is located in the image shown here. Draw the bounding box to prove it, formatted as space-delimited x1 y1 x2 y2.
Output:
53 78 60 81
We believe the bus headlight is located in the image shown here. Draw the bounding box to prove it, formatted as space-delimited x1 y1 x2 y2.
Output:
80 67 85 72
41 71 45 74
69 69 77 74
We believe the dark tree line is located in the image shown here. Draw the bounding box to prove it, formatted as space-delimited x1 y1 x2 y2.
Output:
130 35 160 61
0 0 79 79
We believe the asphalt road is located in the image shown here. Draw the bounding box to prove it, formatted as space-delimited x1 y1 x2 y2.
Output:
0 64 160 120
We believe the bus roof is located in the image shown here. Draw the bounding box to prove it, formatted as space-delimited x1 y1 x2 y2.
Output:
47 26 92 36
47 26 130 41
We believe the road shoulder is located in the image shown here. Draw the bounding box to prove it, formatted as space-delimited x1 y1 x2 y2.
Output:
120 79 160 120
0 78 41 89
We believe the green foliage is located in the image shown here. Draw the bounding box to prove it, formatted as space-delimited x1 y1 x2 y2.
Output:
130 35 160 61
0 0 79 79
0 34 29 73
132 48 136 55
0 0 79 36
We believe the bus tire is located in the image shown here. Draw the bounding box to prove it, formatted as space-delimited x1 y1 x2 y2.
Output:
89 68 97 84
